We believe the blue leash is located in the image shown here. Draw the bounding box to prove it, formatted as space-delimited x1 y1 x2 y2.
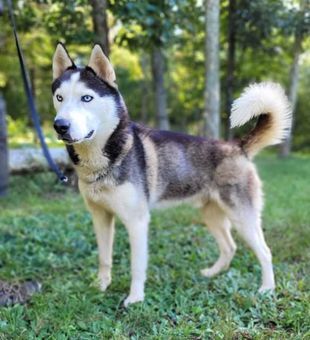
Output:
6 0 68 183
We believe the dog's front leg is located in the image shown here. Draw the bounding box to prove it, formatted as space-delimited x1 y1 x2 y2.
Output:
124 213 150 307
89 206 115 292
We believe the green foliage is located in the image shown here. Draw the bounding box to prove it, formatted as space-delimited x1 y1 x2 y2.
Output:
0 155 309 337
42 0 94 44
111 0 179 49
234 0 290 48
15 0 94 44
0 0 309 149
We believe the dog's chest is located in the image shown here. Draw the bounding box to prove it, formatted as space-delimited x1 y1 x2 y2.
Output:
73 144 142 217
75 146 110 183
80 179 143 220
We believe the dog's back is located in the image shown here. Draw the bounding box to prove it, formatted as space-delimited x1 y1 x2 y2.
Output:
132 80 292 209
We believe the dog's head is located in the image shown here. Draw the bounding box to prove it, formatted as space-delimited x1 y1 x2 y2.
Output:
52 43 122 144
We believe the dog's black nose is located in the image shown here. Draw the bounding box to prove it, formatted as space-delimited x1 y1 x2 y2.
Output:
54 119 70 135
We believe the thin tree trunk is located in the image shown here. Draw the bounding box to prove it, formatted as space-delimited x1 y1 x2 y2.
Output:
151 46 169 130
279 1 305 157
89 0 109 56
0 0 4 15
203 0 220 138
279 36 301 157
0 93 9 197
225 0 236 140
140 54 149 123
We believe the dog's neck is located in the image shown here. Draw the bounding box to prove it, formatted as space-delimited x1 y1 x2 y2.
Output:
67 114 133 184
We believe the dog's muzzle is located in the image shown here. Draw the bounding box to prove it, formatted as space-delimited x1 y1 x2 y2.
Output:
54 118 95 144
54 119 70 136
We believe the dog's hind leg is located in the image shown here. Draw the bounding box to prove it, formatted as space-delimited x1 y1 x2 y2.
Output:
200 202 236 278
228 207 275 292
123 212 150 307
88 203 115 292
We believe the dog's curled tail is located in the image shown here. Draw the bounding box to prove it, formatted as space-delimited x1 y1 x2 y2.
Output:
230 82 292 159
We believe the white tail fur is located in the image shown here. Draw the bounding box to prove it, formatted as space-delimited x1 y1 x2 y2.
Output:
230 82 292 158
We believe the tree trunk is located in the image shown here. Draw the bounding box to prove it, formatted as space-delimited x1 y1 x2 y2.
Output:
0 0 4 16
151 46 169 130
279 38 301 156
279 3 304 157
225 0 236 140
89 0 109 56
140 54 149 123
203 0 220 138
0 93 9 197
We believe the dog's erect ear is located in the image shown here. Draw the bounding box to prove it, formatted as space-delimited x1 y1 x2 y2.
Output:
88 44 117 88
52 43 75 80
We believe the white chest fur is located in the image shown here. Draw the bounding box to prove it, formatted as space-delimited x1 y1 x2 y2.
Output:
74 142 110 183
80 179 147 224
74 134 148 222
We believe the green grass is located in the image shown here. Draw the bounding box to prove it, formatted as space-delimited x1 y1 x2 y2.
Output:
0 155 309 339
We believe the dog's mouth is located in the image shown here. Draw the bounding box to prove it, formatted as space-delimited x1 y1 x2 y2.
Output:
85 130 94 139
58 130 95 144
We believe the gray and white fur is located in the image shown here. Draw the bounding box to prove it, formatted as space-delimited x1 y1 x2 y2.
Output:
52 44 291 306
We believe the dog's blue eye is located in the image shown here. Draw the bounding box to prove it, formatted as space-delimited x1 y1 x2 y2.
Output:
56 94 63 102
81 95 93 102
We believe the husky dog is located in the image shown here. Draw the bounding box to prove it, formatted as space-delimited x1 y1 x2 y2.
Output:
52 43 291 306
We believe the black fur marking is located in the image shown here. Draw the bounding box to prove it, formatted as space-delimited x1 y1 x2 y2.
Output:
52 78 61 94
132 124 149 199
52 68 80 94
205 140 225 170
51 67 119 97
66 145 80 165
115 152 132 184
150 129 207 146
66 65 77 72
162 179 202 200
103 116 129 166
80 67 119 97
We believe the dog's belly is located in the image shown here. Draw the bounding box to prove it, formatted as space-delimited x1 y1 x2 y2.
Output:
153 191 207 210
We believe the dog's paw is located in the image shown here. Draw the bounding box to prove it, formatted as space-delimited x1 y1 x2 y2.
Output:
124 293 144 307
99 278 111 292
258 285 275 294
97 272 111 292
200 267 218 278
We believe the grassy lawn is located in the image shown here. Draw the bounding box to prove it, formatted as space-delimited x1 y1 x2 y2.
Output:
0 155 309 339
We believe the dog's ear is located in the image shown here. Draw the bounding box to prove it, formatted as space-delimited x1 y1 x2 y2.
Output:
88 44 117 88
52 43 75 80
